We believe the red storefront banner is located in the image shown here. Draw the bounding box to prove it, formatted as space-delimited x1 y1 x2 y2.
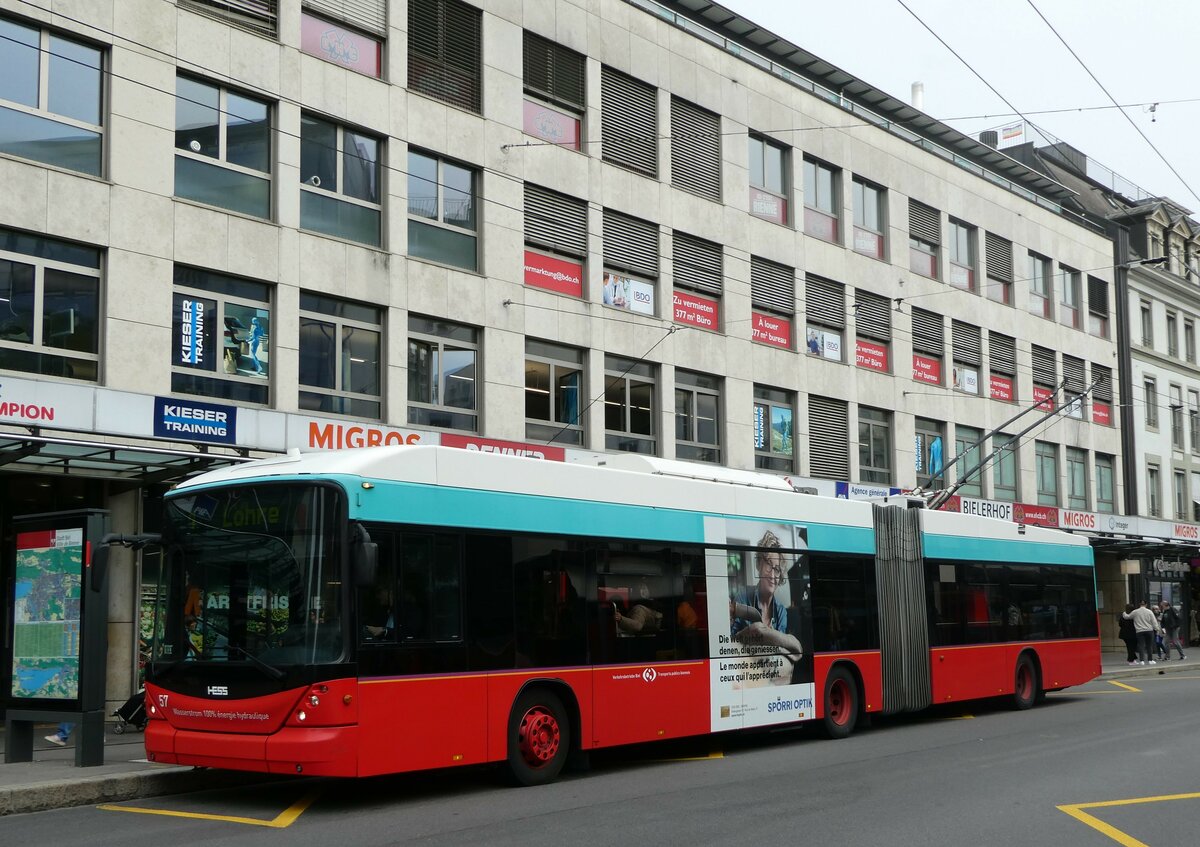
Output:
300 12 382 77
522 100 580 149
441 434 565 461
1032 386 1055 410
1013 503 1059 528
524 250 583 297
673 290 719 330
751 312 792 348
989 374 1014 401
855 339 889 372
912 353 941 385
1093 400 1112 426
749 188 786 224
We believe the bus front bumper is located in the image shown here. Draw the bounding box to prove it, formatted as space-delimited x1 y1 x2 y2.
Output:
146 721 360 776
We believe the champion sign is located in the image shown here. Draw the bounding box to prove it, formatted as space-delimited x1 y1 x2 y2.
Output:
153 397 236 445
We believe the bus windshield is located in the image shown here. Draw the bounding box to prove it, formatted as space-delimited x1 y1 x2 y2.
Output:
151 483 344 671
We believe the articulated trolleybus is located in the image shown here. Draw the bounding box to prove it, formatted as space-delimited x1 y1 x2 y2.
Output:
130 446 1099 784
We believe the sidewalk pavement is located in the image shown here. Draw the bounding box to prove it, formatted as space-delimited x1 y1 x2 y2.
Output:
1 649 1195 816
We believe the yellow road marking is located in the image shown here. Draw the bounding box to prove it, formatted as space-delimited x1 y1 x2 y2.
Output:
98 791 319 828
1108 680 1141 692
1059 791 1200 847
946 714 974 720
656 751 724 762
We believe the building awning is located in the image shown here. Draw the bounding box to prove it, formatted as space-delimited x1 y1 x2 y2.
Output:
1087 535 1200 560
0 430 257 484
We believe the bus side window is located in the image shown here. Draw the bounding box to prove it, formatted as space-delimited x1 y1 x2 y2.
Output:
359 531 397 644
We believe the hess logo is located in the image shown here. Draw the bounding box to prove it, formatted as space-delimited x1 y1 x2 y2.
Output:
207 685 229 696
642 668 657 683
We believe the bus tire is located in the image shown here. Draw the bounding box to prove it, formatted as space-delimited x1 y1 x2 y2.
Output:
507 688 570 786
822 666 858 739
1012 653 1039 711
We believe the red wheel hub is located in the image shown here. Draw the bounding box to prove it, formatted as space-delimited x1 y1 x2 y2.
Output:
828 679 850 726
518 706 560 768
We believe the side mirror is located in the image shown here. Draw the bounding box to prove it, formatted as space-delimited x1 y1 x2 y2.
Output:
90 543 109 592
351 524 378 587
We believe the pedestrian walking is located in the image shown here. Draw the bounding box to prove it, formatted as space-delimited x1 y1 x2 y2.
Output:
1160 600 1186 660
1118 604 1138 665
44 721 74 747
1122 600 1161 665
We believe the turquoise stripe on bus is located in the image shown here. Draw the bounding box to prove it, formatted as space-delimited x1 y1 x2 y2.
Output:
350 478 876 553
923 533 1093 566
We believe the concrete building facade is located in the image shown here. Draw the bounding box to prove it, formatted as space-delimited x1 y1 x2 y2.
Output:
0 0 1124 708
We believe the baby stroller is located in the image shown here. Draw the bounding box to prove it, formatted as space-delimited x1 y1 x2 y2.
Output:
112 689 147 733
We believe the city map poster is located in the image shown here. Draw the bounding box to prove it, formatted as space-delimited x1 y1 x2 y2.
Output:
11 528 83 700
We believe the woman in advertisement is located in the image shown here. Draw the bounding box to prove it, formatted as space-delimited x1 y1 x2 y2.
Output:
730 530 804 685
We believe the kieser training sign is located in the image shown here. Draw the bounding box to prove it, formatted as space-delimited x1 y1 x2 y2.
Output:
153 397 236 445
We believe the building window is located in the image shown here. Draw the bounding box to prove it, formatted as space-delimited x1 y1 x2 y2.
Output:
1066 447 1088 510
1027 252 1052 319
1186 318 1196 363
1062 355 1086 419
524 184 586 298
954 425 983 498
1146 465 1161 517
300 114 382 247
601 65 657 178
985 232 1013 305
0 16 103 176
298 293 382 418
1175 469 1188 520
407 315 478 431
1140 300 1153 347
748 134 789 225
910 308 944 386
525 339 583 446
994 435 1018 502
605 355 656 454
408 0 482 113
1189 389 1199 454
174 76 271 218
854 290 890 374
1167 312 1179 358
750 256 795 349
672 233 722 331
300 10 383 77
1060 266 1081 329
603 209 659 315
754 385 795 472
1095 454 1115 514
808 395 849 480
858 406 891 484
1087 276 1108 337
951 320 981 395
1035 441 1059 507
947 219 975 291
407 149 478 271
852 178 884 259
803 157 839 243
914 417 944 490
1171 384 1184 450
0 227 101 381
1194 472 1200 522
671 97 721 202
805 276 845 362
989 332 1017 402
171 266 271 405
1145 376 1159 429
180 0 278 36
522 30 584 148
675 370 721 464
908 200 939 279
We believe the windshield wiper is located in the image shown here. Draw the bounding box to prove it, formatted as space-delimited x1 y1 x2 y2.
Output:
226 642 286 681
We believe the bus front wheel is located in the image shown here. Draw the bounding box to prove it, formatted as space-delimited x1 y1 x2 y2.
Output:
1012 654 1039 711
822 666 858 739
507 689 570 786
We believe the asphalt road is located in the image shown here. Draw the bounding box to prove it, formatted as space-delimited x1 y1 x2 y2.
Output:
3 671 1198 846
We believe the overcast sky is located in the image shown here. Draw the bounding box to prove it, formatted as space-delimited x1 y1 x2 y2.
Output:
719 0 1200 211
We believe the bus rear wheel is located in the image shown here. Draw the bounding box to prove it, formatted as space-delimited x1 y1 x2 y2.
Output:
507 689 570 786
822 666 858 739
1012 654 1039 711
